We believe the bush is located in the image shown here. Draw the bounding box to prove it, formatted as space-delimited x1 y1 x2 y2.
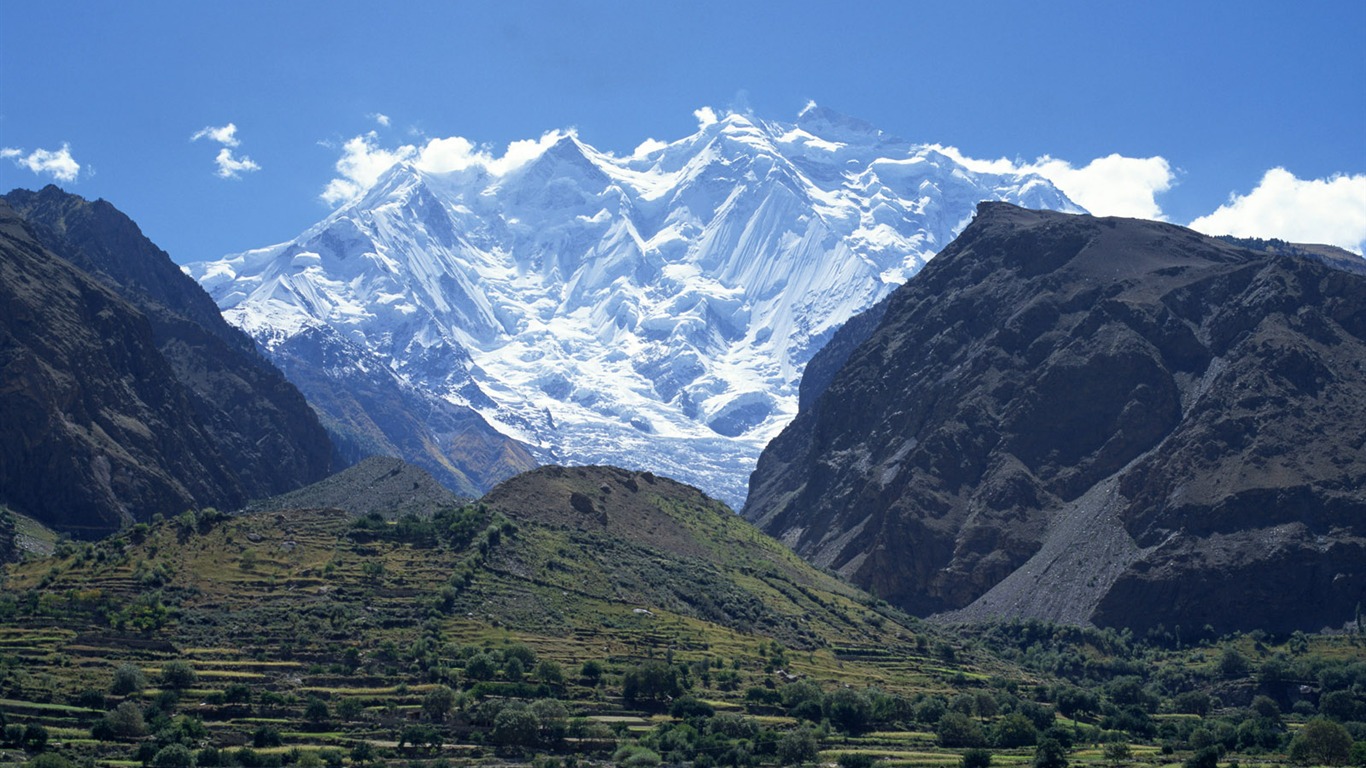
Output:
612 745 662 768
963 748 992 768
152 743 194 768
160 660 198 690
22 723 49 752
110 662 147 695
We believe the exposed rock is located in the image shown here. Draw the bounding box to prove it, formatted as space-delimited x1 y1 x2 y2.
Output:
744 203 1366 634
4 186 333 504
0 200 242 533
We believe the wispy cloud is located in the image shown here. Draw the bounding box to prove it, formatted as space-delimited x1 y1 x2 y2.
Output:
932 145 1175 220
191 122 260 178
1 143 82 182
191 123 241 147
370 113 391 127
1189 168 1366 255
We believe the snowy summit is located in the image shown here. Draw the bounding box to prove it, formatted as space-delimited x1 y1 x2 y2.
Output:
189 105 1082 506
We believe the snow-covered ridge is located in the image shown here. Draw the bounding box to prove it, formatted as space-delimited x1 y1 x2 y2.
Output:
189 105 1083 506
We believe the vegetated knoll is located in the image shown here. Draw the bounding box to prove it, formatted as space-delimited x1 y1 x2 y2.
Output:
0 200 244 534
0 467 1015 766
481 465 915 649
3 186 333 508
745 202 1366 636
246 455 464 518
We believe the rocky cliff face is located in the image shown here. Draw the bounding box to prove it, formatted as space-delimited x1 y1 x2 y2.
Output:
744 203 1366 634
3 187 333 506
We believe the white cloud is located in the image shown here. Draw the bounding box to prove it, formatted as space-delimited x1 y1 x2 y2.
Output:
1189 168 1366 255
371 113 391 127
932 144 1175 220
1 143 81 182
321 129 571 207
632 137 668 159
191 123 241 147
192 122 260 178
694 106 719 129
213 148 261 179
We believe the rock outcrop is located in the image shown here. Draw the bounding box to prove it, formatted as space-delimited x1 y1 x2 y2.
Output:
744 203 1366 635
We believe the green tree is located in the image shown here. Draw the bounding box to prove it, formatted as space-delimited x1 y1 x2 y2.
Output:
159 660 197 690
349 740 375 766
579 659 604 686
1033 737 1068 768
536 659 565 686
22 724 49 752
622 661 681 710
938 712 986 748
101 700 147 738
1103 742 1131 767
464 652 497 681
1289 717 1353 766
423 685 456 721
110 662 147 696
336 697 365 721
152 743 194 768
1184 746 1220 768
991 713 1037 748
826 687 875 734
776 728 820 766
304 696 330 728
492 704 542 748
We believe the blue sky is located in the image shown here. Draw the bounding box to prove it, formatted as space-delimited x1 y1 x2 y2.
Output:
2 1 1364 261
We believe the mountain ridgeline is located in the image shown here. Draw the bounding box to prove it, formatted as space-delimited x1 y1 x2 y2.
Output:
189 106 1080 506
744 203 1366 635
0 188 332 535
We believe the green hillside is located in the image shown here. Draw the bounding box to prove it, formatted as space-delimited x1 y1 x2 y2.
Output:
0 467 1360 767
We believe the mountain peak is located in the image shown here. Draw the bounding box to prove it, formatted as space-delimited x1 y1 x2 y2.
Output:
194 108 1081 506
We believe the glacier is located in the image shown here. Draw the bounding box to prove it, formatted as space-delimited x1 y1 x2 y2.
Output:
189 105 1083 507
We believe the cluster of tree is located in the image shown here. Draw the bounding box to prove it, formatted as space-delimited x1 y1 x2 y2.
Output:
347 505 499 550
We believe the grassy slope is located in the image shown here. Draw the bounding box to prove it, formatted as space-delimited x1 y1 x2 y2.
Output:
0 466 1358 766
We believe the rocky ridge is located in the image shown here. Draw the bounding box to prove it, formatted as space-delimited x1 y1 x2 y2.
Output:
744 203 1366 634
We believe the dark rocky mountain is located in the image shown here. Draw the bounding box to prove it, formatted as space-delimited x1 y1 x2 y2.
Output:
247 455 462 518
0 201 243 533
4 186 333 504
744 203 1366 635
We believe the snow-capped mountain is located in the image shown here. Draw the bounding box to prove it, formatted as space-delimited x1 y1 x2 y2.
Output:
190 105 1082 506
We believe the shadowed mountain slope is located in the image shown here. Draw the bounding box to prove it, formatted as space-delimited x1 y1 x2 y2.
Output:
744 203 1366 635
0 201 243 532
4 186 333 504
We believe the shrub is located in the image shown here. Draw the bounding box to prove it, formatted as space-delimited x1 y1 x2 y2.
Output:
962 748 992 768
110 662 147 695
159 660 197 690
152 743 194 768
